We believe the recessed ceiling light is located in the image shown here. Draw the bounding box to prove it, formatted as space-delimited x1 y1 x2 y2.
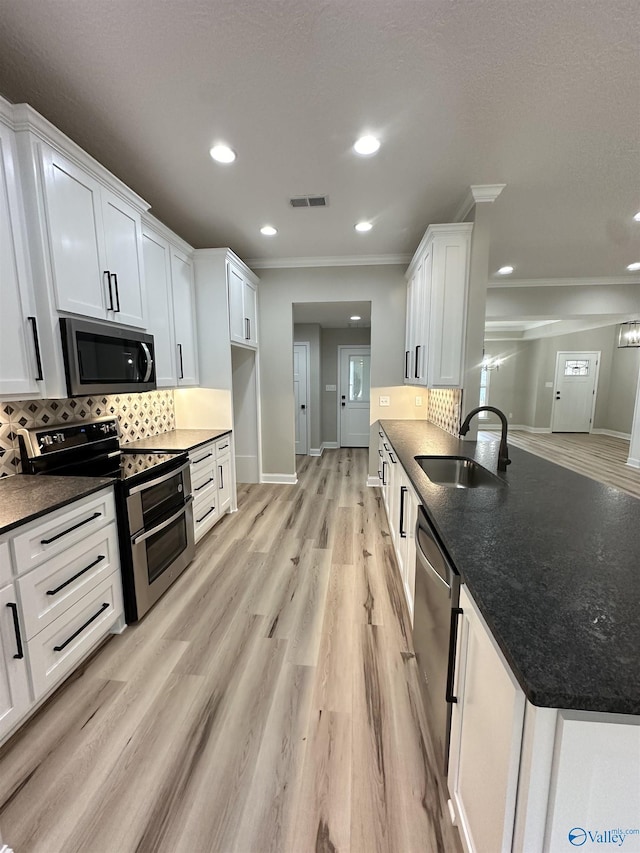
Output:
355 221 373 232
353 135 380 156
209 144 236 164
627 262 640 271
634 212 640 222
497 265 514 275
260 225 277 236
350 315 362 321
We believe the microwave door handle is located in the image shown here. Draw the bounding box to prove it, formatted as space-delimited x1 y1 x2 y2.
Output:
140 342 153 382
131 497 193 545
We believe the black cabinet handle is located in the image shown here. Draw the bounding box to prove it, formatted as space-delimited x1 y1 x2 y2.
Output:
46 555 105 596
399 486 407 538
218 464 224 489
382 460 387 486
28 316 44 380
104 270 114 310
6 603 24 659
112 272 121 312
194 477 214 492
446 607 463 703
177 343 184 379
41 512 101 545
218 443 229 451
389 452 397 464
193 452 213 465
248 318 251 340
378 449 383 458
196 506 215 524
53 602 109 652
245 317 250 340
415 345 421 379
383 442 390 451
404 350 410 379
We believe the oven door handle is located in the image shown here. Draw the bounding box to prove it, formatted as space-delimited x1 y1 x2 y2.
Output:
127 460 190 495
131 497 193 545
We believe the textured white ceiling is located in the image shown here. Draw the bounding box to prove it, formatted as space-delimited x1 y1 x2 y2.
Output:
1 0 639 280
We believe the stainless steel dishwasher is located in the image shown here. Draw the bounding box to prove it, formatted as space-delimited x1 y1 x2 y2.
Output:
413 506 461 774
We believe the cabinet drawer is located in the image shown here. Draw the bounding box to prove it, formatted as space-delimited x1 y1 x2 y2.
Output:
12 489 116 575
190 442 215 468
0 539 11 588
194 493 218 542
191 461 216 493
18 522 120 640
215 435 231 458
28 570 123 700
193 479 217 511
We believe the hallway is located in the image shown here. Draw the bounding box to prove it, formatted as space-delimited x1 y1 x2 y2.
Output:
0 449 460 853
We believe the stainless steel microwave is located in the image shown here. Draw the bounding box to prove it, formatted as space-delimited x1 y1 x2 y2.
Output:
60 318 156 396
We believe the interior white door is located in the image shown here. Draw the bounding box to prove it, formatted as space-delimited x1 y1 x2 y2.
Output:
339 346 371 447
551 351 600 432
293 343 308 455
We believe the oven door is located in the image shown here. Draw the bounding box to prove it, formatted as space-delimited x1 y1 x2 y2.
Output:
130 497 195 619
127 461 192 534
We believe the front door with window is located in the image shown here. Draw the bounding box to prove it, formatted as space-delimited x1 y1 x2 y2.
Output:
551 351 600 432
339 346 371 447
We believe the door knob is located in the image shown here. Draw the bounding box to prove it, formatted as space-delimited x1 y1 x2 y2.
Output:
301 404 306 410
555 392 561 400
341 402 345 407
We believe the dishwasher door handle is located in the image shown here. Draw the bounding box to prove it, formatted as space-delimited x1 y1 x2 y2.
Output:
415 522 451 591
446 607 463 703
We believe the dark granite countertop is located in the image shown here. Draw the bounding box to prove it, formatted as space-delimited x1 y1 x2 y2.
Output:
0 475 115 536
380 419 640 715
123 428 231 453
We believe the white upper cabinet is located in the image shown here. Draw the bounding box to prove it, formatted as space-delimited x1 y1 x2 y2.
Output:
142 217 198 388
171 248 199 386
0 118 44 398
41 144 146 328
141 225 177 387
228 259 258 348
405 223 472 388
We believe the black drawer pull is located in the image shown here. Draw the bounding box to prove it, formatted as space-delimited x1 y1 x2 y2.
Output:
6 603 24 659
41 512 102 545
196 506 215 524
399 486 407 538
53 602 109 652
46 555 105 596
389 452 397 464
415 345 421 379
383 443 390 451
28 316 44 380
194 477 214 492
193 453 213 465
218 443 229 451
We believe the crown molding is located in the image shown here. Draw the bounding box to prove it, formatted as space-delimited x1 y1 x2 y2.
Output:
454 183 506 222
488 275 640 288
194 247 259 281
141 212 194 256
245 254 412 269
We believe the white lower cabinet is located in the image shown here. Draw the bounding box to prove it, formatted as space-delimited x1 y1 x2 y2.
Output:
0 487 125 746
448 585 525 853
0 582 31 742
190 434 235 543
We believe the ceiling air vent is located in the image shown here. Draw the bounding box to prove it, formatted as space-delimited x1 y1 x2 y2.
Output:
289 195 329 208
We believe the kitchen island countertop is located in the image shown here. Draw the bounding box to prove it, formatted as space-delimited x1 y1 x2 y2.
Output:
123 428 231 454
0 474 115 535
380 419 640 715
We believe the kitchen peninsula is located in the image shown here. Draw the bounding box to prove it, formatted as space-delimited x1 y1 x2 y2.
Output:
380 419 640 853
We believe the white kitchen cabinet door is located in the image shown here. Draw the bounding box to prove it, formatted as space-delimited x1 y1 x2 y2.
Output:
396 472 419 622
217 452 232 514
40 144 107 320
101 188 146 327
243 279 258 347
448 585 525 853
142 228 177 386
0 122 43 397
228 261 247 345
428 231 470 387
0 583 32 743
171 249 199 386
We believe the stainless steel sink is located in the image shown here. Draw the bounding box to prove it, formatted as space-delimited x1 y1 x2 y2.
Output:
415 456 505 489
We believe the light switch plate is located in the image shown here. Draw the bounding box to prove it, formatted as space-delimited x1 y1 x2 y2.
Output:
415 395 423 406
379 396 390 407
326 384 336 391
545 382 553 388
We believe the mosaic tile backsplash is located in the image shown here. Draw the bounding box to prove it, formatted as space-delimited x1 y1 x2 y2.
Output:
427 388 462 437
0 390 175 477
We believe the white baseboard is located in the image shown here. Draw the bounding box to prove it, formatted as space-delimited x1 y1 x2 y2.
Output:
309 448 323 457
592 428 632 440
261 473 298 485
626 457 640 469
367 475 382 487
484 423 549 433
309 441 339 456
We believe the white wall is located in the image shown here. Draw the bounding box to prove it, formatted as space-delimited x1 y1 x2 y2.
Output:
258 265 415 478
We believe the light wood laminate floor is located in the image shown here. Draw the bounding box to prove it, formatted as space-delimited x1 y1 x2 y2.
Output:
0 449 461 853
480 429 640 500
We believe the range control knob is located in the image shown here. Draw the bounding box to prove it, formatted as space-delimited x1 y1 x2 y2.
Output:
41 435 53 447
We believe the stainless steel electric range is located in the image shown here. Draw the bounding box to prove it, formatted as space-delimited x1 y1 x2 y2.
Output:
18 417 195 622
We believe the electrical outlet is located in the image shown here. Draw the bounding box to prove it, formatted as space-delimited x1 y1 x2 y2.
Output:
415 395 423 406
509 412 513 419
379 396 390 407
